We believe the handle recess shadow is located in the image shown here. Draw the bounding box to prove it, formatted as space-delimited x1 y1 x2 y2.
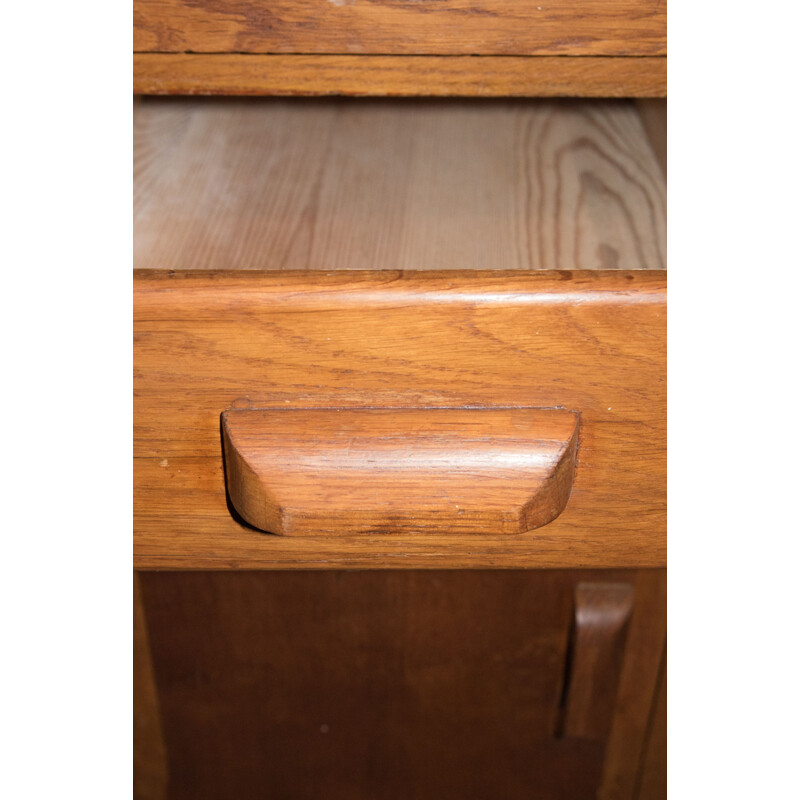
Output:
222 407 579 536
559 582 635 741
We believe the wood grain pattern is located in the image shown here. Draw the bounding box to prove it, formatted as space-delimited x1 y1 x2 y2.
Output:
134 53 667 98
222 407 579 535
136 568 665 797
139 569 617 799
636 98 667 177
600 569 666 800
133 0 666 56
133 574 167 800
134 98 667 271
562 582 634 741
636 645 667 799
133 270 665 569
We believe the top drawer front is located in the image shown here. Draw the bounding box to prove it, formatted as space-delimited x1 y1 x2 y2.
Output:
134 270 665 570
133 0 667 56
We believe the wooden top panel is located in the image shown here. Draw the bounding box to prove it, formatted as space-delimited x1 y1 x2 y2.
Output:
134 0 666 56
134 99 666 271
134 270 665 569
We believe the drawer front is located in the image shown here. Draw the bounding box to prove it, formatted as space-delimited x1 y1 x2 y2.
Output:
133 270 665 569
133 0 666 56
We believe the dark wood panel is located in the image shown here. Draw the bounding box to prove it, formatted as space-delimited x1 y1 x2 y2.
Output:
134 54 667 98
140 569 642 800
133 574 168 800
600 569 666 799
636 646 667 799
134 0 666 56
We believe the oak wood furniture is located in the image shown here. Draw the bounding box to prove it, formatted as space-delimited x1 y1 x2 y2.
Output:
133 5 666 797
136 569 665 800
134 269 665 571
222 406 581 536
133 0 666 97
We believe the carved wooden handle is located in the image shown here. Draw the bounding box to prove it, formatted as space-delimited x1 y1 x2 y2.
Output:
560 582 634 741
222 407 579 536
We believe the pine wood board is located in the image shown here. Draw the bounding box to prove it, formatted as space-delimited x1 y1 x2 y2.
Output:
133 54 667 98
637 98 667 177
134 98 666 271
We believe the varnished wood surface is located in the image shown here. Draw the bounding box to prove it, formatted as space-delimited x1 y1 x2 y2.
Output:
137 569 665 798
139 570 613 799
133 270 665 569
134 98 667 271
600 569 666 800
222 407 579 535
134 0 666 57
134 54 667 98
563 583 634 741
636 646 667 799
133 575 167 800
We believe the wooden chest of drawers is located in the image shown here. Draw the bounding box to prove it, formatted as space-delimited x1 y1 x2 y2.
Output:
133 5 666 797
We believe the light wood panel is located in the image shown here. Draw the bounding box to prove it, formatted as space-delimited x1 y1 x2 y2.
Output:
133 270 665 570
134 98 666 271
637 99 667 177
134 54 667 98
133 0 666 56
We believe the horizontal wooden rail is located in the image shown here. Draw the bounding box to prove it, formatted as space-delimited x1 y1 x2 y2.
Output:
134 54 666 97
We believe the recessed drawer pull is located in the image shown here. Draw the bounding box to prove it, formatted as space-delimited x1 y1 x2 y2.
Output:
221 407 579 536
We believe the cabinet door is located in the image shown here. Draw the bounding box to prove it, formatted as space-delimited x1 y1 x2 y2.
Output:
135 569 665 800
